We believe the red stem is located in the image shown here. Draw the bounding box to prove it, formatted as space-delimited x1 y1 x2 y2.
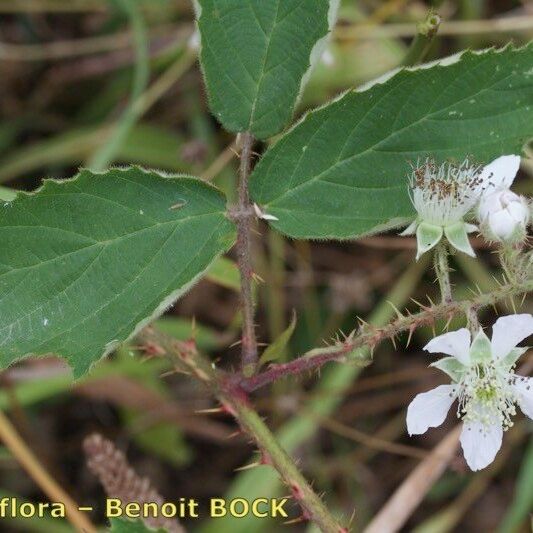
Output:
235 132 258 376
240 277 532 392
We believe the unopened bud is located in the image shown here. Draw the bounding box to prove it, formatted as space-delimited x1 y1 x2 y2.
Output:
478 189 529 243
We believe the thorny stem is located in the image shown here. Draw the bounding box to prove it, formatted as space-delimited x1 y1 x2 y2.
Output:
434 242 453 304
229 401 345 532
466 306 480 335
235 131 259 377
137 328 346 533
136 259 531 531
240 277 533 393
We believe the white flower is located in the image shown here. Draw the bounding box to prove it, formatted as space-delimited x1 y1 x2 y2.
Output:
407 314 533 471
400 155 521 260
479 190 529 243
476 156 529 243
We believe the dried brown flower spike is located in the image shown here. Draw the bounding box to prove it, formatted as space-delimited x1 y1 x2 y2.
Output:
83 434 184 533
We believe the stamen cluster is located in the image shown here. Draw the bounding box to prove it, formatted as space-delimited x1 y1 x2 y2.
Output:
410 158 483 226
456 362 517 431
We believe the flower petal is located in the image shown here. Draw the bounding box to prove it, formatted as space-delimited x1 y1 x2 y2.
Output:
488 209 519 241
479 155 521 192
460 419 503 471
424 328 471 365
491 314 533 361
513 377 533 420
406 385 456 435
416 223 443 260
444 222 475 257
478 191 501 222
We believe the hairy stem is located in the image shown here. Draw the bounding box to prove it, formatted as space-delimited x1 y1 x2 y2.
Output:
227 398 345 532
466 306 480 335
240 277 533 393
137 328 346 532
236 131 258 376
434 242 453 304
402 10 441 66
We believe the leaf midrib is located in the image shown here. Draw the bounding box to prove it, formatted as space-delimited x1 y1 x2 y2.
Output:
247 0 282 130
0 211 223 276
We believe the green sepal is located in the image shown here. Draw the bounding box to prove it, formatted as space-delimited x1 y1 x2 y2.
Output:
469 329 492 364
500 347 528 370
430 356 466 382
400 220 418 236
416 222 443 260
444 221 475 257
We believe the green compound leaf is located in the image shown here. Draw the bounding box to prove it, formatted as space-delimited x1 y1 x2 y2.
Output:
0 167 235 378
250 45 533 239
196 0 337 139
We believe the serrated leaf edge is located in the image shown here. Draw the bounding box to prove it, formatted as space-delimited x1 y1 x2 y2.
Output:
263 43 533 150
4 165 228 206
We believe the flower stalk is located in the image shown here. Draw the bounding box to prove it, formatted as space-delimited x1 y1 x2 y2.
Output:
403 10 441 67
434 242 453 303
466 306 480 336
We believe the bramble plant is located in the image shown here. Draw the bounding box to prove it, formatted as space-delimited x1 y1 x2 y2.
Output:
0 1 532 531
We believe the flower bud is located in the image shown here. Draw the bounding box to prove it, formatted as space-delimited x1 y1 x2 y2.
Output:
478 189 529 243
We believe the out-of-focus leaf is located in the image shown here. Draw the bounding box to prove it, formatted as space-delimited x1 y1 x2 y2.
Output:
498 438 533 533
155 317 220 351
109 518 166 533
259 311 296 366
0 124 193 183
300 40 404 107
205 256 240 291
126 416 192 466
116 352 192 466
88 0 150 171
